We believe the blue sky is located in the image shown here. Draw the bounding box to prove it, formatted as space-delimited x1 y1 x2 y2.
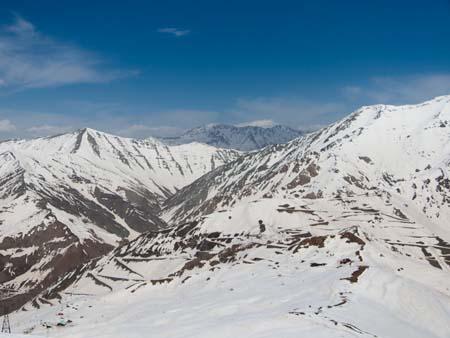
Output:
0 0 449 139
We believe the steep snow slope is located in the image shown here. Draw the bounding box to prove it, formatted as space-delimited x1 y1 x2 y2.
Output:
164 95 450 235
161 124 303 151
0 128 239 312
8 95 450 337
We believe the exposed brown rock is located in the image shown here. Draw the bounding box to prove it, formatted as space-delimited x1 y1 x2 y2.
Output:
342 265 368 283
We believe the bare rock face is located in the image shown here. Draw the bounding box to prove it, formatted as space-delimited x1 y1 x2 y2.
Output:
0 217 112 314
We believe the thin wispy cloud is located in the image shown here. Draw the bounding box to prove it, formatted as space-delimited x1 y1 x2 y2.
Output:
1 72 450 140
234 97 346 130
157 27 190 37
342 74 450 105
235 119 276 128
118 125 185 138
0 102 216 139
0 15 136 91
0 119 16 132
27 124 73 136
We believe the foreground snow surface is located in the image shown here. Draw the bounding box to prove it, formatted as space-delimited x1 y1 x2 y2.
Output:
11 199 450 338
12 262 450 338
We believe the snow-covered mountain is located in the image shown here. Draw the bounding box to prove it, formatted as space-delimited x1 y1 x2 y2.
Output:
0 128 240 312
6 96 450 338
164 95 450 228
161 124 303 151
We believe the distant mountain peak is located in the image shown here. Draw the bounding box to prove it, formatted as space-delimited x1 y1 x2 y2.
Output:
160 123 303 151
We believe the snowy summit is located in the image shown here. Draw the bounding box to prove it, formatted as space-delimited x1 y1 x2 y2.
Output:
2 95 450 338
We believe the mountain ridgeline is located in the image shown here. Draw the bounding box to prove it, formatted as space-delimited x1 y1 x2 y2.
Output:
2 96 450 338
0 128 239 312
160 124 304 151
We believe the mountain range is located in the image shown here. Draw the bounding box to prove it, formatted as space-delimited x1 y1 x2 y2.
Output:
0 128 239 312
2 96 450 338
160 124 304 151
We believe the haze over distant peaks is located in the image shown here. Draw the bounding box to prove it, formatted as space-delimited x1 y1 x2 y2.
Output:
160 124 304 151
